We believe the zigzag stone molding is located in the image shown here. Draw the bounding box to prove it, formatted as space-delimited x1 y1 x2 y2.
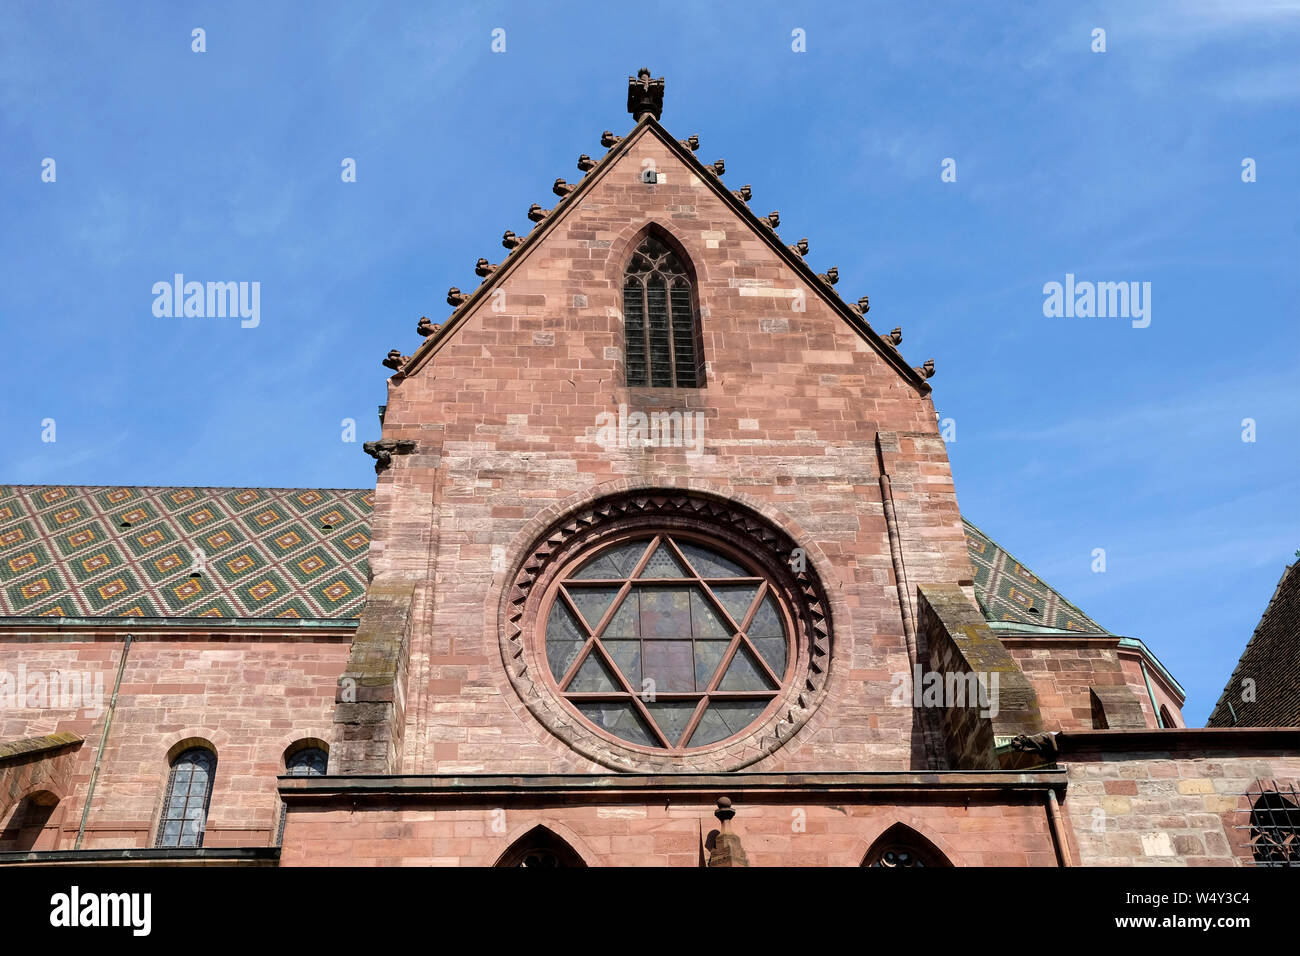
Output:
497 491 833 773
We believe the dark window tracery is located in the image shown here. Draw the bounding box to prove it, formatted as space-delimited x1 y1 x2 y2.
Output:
862 823 952 868
623 235 704 388
496 826 587 867
286 747 328 776
543 533 790 751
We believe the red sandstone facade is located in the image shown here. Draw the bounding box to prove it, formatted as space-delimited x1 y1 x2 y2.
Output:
1 74 1296 867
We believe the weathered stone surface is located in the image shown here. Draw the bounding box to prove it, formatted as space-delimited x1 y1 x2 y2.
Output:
916 584 1043 770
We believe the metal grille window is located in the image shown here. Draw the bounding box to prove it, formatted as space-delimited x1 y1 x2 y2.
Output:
623 235 704 388
156 747 216 848
1236 780 1300 866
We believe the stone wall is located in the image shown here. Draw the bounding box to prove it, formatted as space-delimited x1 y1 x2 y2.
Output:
0 626 350 848
372 121 973 776
1058 730 1300 866
279 773 1065 867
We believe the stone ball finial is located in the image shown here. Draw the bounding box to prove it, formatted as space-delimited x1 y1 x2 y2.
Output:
714 796 736 825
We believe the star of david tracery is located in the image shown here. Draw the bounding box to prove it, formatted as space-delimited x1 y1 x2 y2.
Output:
543 534 791 751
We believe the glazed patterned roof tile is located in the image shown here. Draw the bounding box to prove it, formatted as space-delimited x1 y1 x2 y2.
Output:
0 484 1100 632
963 518 1108 634
0 486 373 620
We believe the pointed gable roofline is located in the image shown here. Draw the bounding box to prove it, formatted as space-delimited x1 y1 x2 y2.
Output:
401 86 930 392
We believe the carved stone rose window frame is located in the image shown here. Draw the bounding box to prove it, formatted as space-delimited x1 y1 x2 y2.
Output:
498 492 833 773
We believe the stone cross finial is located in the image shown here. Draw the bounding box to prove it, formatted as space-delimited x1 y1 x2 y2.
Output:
627 67 665 121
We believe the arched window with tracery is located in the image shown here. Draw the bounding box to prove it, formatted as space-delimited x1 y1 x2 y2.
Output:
623 234 705 388
156 746 216 848
862 823 952 868
495 826 587 867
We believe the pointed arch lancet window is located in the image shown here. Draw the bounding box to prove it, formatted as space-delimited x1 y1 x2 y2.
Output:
623 235 705 388
495 826 588 868
862 823 952 868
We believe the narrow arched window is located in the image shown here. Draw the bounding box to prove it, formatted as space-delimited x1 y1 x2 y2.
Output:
156 747 216 848
285 747 328 776
623 235 704 387
277 744 328 845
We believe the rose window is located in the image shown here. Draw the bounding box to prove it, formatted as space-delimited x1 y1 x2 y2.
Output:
541 533 791 751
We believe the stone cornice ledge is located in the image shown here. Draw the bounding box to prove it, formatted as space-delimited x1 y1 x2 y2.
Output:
0 847 280 866
1056 727 1300 753
0 731 83 762
280 769 1069 801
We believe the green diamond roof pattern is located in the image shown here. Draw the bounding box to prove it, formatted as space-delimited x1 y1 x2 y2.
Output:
0 484 1103 633
0 485 372 620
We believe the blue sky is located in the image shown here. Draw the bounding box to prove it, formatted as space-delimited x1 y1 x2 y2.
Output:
1 1 1296 724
